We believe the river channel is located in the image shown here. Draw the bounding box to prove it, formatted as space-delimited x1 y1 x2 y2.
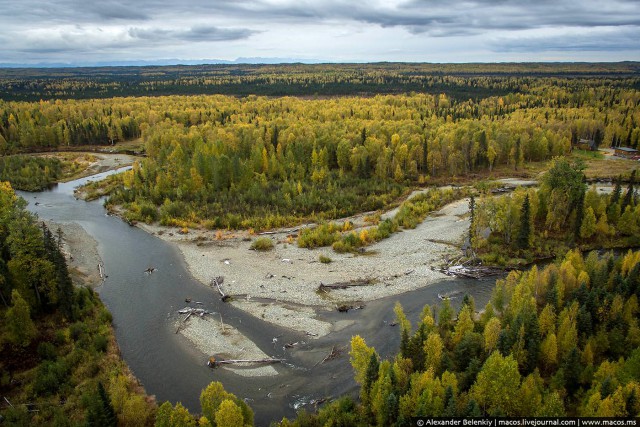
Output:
19 170 498 425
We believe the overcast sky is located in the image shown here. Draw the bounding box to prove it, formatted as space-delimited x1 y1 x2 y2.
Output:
1 0 639 65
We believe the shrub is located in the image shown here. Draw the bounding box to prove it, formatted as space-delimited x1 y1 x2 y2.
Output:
37 342 57 361
33 360 69 396
298 223 342 248
69 322 88 341
319 255 332 264
94 334 109 353
251 237 274 251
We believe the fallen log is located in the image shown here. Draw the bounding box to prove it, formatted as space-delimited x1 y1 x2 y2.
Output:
337 304 365 312
318 278 374 292
438 290 462 301
314 346 341 367
208 357 285 368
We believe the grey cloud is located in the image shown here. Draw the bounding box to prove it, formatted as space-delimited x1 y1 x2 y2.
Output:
128 25 257 42
2 0 639 63
490 27 640 52
5 0 640 35
0 0 149 23
350 0 640 33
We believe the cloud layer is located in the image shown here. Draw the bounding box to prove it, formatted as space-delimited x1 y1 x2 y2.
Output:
1 0 639 64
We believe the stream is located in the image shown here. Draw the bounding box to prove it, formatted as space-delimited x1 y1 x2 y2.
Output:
19 170 498 426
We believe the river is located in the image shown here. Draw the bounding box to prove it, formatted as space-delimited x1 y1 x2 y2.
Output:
19 170 497 426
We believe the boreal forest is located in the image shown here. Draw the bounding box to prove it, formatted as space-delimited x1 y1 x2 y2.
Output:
1 62 639 426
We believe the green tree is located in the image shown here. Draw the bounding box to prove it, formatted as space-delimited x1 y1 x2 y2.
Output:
424 332 444 372
200 382 253 427
618 206 638 236
483 317 501 353
350 335 376 385
5 289 37 347
214 399 245 427
580 207 597 239
470 351 521 416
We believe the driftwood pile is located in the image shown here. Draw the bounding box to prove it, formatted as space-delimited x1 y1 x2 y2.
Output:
178 307 212 317
490 185 516 194
314 346 342 367
439 265 504 279
175 306 214 333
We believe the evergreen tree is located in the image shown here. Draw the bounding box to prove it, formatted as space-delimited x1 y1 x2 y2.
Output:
443 386 457 416
42 223 74 319
610 176 622 208
85 382 117 427
574 190 585 241
517 194 532 250
465 399 483 417
580 207 597 239
622 170 636 212
363 352 380 398
594 128 603 149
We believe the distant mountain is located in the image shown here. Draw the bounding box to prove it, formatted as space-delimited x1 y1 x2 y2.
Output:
0 57 329 68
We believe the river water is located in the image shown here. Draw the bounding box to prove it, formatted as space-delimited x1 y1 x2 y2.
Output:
19 171 497 426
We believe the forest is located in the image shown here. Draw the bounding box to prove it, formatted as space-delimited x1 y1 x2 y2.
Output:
471 159 639 265
0 182 155 425
1 62 640 425
272 247 640 425
2 71 637 229
0 62 639 101
0 155 64 191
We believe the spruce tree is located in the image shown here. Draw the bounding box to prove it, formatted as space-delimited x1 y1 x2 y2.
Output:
574 190 585 241
622 170 636 212
517 194 532 250
85 382 117 427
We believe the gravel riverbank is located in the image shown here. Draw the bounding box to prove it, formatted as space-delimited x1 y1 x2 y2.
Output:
138 197 470 340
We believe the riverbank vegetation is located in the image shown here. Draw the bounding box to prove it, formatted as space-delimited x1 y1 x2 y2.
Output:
298 187 469 253
0 182 155 425
0 155 64 191
0 153 102 191
471 158 639 266
277 247 640 424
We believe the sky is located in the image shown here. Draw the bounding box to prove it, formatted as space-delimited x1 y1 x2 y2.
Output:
0 0 639 66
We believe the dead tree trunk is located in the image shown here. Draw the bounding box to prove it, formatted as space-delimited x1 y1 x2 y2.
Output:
212 276 230 302
208 357 285 368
